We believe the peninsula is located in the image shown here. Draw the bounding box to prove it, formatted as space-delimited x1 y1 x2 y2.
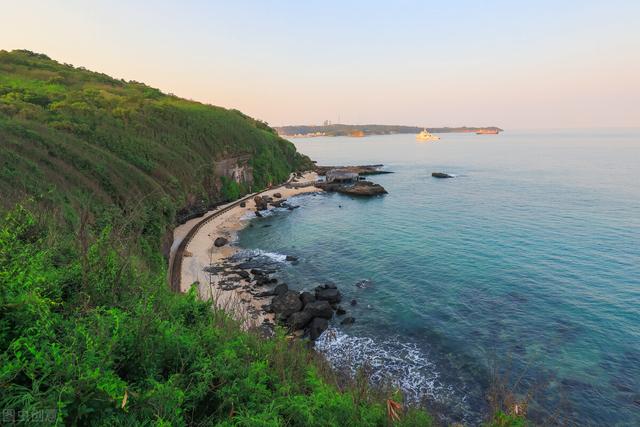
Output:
276 124 503 137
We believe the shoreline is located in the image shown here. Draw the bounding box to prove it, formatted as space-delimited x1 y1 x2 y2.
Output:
171 172 321 329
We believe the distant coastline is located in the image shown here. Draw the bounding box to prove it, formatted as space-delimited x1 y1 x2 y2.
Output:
276 124 503 138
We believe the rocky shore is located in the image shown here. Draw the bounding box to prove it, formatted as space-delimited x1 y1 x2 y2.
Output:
314 164 389 196
202 253 356 340
172 167 386 341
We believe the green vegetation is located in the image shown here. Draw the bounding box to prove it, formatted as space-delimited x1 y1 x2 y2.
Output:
275 124 503 137
0 50 523 425
0 50 432 425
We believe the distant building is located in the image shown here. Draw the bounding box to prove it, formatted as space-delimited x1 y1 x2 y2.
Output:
326 169 358 184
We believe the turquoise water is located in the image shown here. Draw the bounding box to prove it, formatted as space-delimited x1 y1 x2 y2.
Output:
237 131 640 425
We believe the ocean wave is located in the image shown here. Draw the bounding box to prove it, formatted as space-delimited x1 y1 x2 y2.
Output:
233 248 288 263
315 328 471 422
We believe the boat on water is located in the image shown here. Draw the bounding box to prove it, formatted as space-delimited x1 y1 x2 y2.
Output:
476 129 500 135
416 129 440 141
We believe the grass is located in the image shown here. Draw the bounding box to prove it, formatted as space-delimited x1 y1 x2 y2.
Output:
0 50 527 425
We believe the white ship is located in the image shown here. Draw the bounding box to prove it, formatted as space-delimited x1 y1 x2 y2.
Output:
416 129 440 141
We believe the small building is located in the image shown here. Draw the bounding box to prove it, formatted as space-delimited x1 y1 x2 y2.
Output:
326 169 358 184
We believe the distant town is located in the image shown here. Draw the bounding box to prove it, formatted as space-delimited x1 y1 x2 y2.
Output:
275 123 503 138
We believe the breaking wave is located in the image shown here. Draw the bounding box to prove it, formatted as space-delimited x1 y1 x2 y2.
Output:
233 248 288 263
315 328 473 423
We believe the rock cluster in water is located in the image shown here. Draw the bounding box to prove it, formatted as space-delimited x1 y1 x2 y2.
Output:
432 172 454 178
263 281 351 340
253 195 299 216
316 180 387 196
204 256 354 341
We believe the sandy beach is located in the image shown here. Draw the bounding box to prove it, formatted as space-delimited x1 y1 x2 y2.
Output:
170 172 321 328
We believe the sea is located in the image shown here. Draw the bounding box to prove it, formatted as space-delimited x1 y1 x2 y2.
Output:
236 130 640 425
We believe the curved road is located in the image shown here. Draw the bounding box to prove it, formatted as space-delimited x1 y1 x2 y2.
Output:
168 176 315 292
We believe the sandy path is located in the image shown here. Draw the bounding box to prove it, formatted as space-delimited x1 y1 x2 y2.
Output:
171 172 321 328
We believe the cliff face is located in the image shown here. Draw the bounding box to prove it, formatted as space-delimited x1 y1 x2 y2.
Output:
213 155 254 188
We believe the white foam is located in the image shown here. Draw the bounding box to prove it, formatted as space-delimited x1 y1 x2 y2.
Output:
315 328 457 406
235 248 288 263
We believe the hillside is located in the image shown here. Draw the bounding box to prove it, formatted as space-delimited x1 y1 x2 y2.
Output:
276 124 503 137
0 50 442 426
0 51 523 426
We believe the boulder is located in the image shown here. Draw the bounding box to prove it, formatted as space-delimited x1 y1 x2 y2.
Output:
271 291 302 318
300 291 316 306
286 255 299 262
341 316 356 325
273 192 282 198
240 201 246 207
309 317 329 340
303 300 333 319
254 196 269 211
255 210 263 217
315 287 342 304
273 283 288 296
432 172 453 178
214 237 229 247
336 306 346 316
288 310 313 330
350 299 357 306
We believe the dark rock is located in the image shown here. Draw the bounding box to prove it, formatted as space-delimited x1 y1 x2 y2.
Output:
287 205 300 210
271 291 302 318
273 283 288 296
261 304 273 313
309 317 329 340
315 287 342 304
219 282 240 291
273 192 282 198
288 310 313 330
214 237 229 247
254 196 269 211
318 180 387 196
236 270 250 279
300 291 316 306
285 255 299 262
255 290 275 297
350 299 357 306
341 316 356 325
336 306 347 316
254 277 268 286
271 200 286 208
255 210 263 217
303 300 333 319
240 201 246 207
262 224 272 228
324 281 337 289
355 279 372 289
432 172 453 178
251 269 265 276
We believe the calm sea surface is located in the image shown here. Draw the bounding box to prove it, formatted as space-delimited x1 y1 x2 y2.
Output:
237 130 640 425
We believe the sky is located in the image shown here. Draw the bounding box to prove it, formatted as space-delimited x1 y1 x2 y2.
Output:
2 0 639 129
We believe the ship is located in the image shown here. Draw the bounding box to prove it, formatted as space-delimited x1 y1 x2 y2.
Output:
476 129 500 135
416 129 440 141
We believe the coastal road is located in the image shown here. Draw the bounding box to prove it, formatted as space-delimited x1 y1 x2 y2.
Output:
168 175 316 292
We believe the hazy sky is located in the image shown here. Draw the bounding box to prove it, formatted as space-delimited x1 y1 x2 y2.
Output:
2 0 639 129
